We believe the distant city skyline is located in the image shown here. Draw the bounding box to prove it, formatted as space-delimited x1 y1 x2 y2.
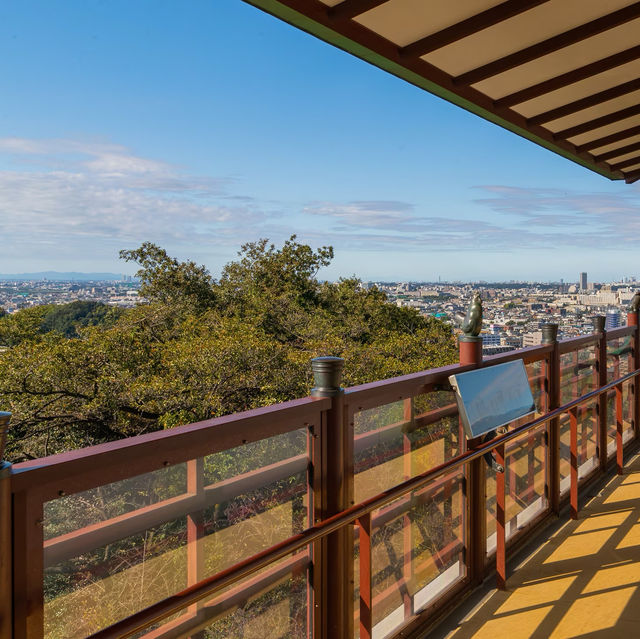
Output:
2 1 640 281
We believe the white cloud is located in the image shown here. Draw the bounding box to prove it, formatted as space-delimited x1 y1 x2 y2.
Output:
0 137 268 267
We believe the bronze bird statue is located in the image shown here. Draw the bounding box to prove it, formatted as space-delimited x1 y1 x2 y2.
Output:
462 292 483 337
631 291 640 313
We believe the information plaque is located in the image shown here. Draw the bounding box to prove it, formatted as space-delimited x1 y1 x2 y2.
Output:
448 360 535 439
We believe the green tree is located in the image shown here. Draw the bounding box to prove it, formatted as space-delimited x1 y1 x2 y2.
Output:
120 242 217 311
1 238 456 461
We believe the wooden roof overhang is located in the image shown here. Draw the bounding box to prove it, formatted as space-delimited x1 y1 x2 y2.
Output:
244 0 640 183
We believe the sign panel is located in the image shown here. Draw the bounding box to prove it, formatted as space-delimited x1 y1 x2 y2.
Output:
448 360 535 439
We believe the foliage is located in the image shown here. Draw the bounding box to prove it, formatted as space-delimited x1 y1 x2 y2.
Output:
1 237 456 461
120 242 217 311
40 300 121 337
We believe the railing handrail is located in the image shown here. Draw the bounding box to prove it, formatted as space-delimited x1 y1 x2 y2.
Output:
7 328 626 499
87 365 640 639
9 395 330 500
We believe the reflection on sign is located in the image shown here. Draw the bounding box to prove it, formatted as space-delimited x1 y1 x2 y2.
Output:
448 361 535 439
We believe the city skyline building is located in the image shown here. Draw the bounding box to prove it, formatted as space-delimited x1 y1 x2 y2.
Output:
580 272 588 290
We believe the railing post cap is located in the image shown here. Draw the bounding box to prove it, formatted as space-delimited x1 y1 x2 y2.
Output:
0 412 10 424
541 324 559 344
311 357 344 397
592 316 606 333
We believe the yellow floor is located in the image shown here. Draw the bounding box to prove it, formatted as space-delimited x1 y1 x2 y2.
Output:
445 454 640 639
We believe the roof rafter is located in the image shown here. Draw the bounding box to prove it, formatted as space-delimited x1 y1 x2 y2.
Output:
528 78 640 126
610 155 640 170
576 124 640 152
624 168 640 183
594 140 640 162
328 0 388 21
244 0 624 180
455 2 640 86
495 45 640 108
555 104 640 140
400 0 549 59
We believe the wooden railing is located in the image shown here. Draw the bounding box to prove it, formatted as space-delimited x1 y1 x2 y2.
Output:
1 315 639 639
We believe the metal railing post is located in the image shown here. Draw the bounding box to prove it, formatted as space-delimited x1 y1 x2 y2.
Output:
310 357 351 639
0 412 11 639
542 325 560 515
594 316 608 472
627 309 640 440
459 334 485 585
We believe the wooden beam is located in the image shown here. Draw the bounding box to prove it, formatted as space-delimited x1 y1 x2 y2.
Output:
528 78 640 126
594 139 640 162
328 0 388 21
624 168 640 183
554 104 640 140
400 0 550 58
576 124 640 152
610 155 640 171
495 45 640 108
455 3 640 86
246 0 622 179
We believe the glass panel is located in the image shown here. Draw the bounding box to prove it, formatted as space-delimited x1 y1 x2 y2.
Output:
354 469 465 639
43 428 310 639
353 391 460 503
623 380 635 444
558 348 598 494
134 554 310 639
606 338 633 457
44 464 187 540
526 359 546 413
192 558 309 639
487 427 547 556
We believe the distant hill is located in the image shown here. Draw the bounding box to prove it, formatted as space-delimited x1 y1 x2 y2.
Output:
0 272 126 281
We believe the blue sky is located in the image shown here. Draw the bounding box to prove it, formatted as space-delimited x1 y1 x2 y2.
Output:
1 0 640 282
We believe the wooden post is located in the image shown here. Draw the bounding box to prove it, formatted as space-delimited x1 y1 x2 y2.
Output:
594 316 608 473
186 458 205 639
0 411 10 639
311 357 351 639
616 383 624 475
570 407 579 520
402 398 414 619
495 443 506 590
12 490 44 639
357 513 372 639
459 335 484 585
0 460 11 639
541 325 560 515
627 310 640 441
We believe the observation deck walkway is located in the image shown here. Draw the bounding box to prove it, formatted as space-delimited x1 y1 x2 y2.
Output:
440 453 640 639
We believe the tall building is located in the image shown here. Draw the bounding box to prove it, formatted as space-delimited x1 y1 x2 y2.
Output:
580 272 587 290
606 308 621 331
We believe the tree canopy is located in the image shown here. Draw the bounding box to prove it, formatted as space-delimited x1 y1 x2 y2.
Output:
0 237 457 461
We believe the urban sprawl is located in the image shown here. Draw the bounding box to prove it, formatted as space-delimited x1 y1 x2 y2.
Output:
0 272 637 355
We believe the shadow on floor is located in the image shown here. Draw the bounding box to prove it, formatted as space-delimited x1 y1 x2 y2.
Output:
434 454 640 639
